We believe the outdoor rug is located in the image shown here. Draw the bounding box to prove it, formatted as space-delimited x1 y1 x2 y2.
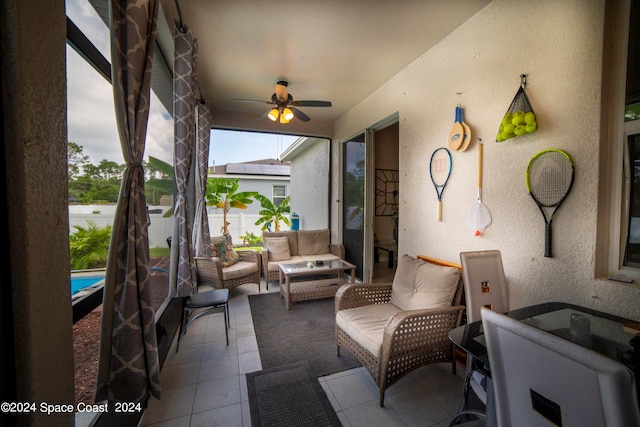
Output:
246 361 342 427
248 292 361 377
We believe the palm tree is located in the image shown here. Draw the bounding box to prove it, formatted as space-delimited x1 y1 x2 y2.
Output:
206 177 257 235
254 194 291 231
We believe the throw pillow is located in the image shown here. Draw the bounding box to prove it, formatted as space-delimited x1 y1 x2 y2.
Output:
390 254 460 311
264 236 291 261
297 229 330 255
210 235 240 267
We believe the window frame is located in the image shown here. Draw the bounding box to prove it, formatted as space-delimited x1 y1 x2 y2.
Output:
273 184 287 207
603 0 640 282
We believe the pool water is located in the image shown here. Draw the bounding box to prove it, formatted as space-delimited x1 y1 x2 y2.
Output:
71 276 104 295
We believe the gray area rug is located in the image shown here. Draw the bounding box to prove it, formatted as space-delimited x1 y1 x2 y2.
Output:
246 361 342 427
248 292 361 378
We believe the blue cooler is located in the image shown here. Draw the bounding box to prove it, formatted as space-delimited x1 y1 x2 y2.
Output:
291 213 300 230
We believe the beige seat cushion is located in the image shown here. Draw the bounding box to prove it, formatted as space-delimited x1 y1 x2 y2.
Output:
390 254 460 311
267 256 305 273
300 253 340 263
298 229 330 255
221 261 258 280
336 303 402 358
264 236 291 261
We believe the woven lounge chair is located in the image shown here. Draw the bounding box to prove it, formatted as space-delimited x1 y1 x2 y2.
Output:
335 254 465 406
194 250 261 292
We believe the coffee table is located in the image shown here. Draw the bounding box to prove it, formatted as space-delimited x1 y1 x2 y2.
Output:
278 259 356 310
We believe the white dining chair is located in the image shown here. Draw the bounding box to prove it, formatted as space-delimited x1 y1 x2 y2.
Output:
449 250 509 426
481 308 640 427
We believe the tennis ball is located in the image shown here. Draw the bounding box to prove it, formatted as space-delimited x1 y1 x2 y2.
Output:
496 132 505 142
501 131 515 140
501 113 512 127
502 123 515 135
511 115 524 126
526 122 538 133
514 125 527 136
524 112 536 124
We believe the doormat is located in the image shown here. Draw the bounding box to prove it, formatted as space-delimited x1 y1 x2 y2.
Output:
246 361 342 427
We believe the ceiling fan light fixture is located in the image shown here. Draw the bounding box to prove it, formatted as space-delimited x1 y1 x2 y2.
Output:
282 107 294 121
279 112 290 124
267 108 279 121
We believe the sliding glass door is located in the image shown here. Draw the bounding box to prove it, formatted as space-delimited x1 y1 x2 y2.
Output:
342 133 367 281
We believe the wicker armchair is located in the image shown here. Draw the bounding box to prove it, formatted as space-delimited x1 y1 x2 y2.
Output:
194 250 261 292
335 254 465 407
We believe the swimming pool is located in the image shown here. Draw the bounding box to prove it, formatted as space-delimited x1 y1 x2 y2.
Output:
71 276 104 295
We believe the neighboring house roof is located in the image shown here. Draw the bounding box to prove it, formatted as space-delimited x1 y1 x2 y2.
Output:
210 158 290 177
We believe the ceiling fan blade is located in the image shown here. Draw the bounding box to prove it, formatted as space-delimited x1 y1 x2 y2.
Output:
232 98 275 105
291 100 332 107
291 107 311 122
256 109 272 120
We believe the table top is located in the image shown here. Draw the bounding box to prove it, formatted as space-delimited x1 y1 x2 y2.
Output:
278 259 356 276
449 302 638 367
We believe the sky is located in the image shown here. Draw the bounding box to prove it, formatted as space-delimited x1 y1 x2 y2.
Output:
65 0 297 168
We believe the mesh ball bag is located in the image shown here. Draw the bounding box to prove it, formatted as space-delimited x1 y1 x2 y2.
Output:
496 75 538 142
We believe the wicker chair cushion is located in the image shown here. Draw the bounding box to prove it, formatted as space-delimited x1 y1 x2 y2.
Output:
335 303 401 357
297 229 330 255
264 236 291 261
221 260 259 280
210 235 240 267
390 254 460 311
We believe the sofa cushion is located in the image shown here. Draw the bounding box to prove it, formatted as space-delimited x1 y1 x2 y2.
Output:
298 229 330 255
210 235 240 267
266 256 306 274
263 231 298 255
336 303 402 358
300 253 340 263
264 236 291 261
390 254 460 311
221 261 258 280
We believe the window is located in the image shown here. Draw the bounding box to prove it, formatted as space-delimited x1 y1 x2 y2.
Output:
273 185 287 207
66 0 174 409
604 0 640 279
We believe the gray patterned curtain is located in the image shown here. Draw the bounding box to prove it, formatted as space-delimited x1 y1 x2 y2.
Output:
192 100 212 257
96 0 161 403
169 24 198 297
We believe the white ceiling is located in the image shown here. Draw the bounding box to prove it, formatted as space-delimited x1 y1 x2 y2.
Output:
157 0 491 137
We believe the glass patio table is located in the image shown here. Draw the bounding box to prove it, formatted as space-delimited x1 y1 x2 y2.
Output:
448 302 640 426
278 259 356 310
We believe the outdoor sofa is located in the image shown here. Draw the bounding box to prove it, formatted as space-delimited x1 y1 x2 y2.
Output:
261 229 345 284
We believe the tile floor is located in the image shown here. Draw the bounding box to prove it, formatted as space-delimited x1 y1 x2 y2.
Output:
139 266 482 427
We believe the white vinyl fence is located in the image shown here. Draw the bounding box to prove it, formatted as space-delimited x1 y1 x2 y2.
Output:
69 205 289 248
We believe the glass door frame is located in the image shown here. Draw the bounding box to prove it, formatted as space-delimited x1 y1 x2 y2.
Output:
339 112 399 283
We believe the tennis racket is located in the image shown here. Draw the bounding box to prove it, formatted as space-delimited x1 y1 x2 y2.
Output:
526 149 574 257
430 147 453 221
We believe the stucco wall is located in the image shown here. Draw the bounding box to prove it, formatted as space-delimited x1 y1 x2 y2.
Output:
332 0 640 319
3 0 75 424
288 139 330 230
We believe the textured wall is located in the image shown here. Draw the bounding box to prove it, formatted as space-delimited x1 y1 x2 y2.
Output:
289 139 330 230
332 0 640 319
3 0 75 424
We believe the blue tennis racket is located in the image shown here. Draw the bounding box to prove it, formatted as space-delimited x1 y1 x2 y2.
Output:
430 147 453 221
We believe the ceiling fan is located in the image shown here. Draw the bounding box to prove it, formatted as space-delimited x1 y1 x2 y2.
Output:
233 80 332 123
